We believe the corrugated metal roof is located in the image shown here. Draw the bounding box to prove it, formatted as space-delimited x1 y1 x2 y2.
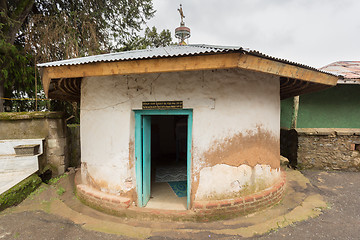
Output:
37 44 336 76
320 61 360 84
37 44 242 67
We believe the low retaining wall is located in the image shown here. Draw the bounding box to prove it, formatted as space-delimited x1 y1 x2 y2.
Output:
77 184 131 209
297 128 360 170
193 172 286 218
75 169 286 221
281 128 360 171
0 112 68 175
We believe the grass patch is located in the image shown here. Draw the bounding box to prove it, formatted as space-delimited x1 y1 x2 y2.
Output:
48 174 67 185
0 174 42 211
56 186 66 196
29 184 48 198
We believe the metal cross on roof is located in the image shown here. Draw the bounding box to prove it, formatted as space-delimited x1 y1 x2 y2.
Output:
178 4 185 25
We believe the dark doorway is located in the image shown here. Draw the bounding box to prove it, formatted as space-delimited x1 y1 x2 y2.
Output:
145 115 188 210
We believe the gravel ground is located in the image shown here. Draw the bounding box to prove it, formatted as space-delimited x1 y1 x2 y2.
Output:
254 170 360 240
0 170 359 240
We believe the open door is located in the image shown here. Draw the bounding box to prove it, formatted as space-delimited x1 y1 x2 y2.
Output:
135 109 192 209
142 115 151 206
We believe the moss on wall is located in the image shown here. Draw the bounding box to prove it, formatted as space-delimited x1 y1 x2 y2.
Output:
281 85 360 128
0 119 49 139
0 112 63 120
0 112 65 139
0 174 42 211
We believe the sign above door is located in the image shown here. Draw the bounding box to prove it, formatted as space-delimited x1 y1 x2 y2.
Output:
142 101 183 110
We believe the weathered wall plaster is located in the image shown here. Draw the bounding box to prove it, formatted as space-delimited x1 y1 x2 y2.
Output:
80 68 280 202
195 163 280 200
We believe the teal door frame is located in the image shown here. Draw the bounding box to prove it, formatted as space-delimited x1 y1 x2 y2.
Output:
142 115 152 206
134 109 193 209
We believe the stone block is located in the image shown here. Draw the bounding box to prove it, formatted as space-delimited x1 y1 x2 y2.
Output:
48 155 65 166
47 137 66 152
56 164 66 175
47 139 59 149
47 138 67 156
48 119 67 138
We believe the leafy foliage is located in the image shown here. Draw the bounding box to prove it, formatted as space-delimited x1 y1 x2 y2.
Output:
122 26 173 51
24 0 157 62
0 0 173 115
0 39 42 111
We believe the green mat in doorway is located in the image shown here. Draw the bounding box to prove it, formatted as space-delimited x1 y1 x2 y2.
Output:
168 181 187 198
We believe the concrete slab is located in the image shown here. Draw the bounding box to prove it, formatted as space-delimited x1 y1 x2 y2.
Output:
0 155 39 195
0 139 43 195
144 182 187 210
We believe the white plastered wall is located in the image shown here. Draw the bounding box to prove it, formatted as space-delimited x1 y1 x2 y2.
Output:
80 68 280 199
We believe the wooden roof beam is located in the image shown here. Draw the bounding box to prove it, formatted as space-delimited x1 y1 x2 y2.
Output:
40 52 339 96
237 54 338 86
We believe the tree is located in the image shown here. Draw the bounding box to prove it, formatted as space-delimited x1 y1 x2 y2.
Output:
122 26 173 51
0 0 171 113
0 39 37 111
0 0 35 111
24 0 157 62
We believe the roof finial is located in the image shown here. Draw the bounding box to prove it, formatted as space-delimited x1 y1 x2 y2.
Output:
175 4 191 45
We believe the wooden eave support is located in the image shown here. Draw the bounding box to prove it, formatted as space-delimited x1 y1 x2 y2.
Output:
40 52 339 97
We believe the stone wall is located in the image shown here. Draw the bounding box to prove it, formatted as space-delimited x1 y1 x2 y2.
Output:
282 128 360 171
0 112 68 175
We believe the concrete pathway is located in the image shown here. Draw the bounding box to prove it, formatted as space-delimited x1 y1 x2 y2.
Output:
0 169 359 239
0 170 340 239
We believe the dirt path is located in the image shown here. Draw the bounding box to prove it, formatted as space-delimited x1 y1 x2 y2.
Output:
0 170 359 239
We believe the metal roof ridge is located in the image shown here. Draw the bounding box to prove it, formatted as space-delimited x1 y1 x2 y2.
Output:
187 44 243 50
37 44 244 67
37 45 180 67
35 44 339 78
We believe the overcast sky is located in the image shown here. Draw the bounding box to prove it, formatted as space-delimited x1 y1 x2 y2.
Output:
146 0 360 68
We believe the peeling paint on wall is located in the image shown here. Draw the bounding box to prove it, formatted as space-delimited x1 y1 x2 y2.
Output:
80 162 135 196
201 126 279 169
191 127 280 202
80 68 280 203
195 163 280 200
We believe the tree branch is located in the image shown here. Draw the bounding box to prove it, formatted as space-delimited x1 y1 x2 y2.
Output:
8 0 34 44
0 0 8 26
